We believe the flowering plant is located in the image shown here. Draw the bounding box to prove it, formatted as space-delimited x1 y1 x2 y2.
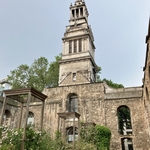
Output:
0 125 41 150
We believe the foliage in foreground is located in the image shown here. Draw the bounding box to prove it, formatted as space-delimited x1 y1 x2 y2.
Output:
0 126 97 150
81 125 111 150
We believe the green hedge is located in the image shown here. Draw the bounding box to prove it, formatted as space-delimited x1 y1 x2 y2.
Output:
80 125 111 150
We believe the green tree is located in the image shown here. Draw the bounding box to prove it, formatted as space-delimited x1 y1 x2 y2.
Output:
7 54 61 92
48 55 61 87
80 125 111 150
96 65 102 82
96 64 124 88
103 78 124 88
7 64 32 89
95 125 111 150
8 55 123 91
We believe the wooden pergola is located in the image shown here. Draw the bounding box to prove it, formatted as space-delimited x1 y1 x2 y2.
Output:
57 112 80 149
0 87 47 150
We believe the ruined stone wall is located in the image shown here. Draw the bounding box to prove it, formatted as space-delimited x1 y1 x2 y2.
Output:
105 98 149 150
43 82 105 136
29 83 150 149
0 96 43 129
1 83 150 149
0 96 19 128
104 85 150 150
20 104 42 129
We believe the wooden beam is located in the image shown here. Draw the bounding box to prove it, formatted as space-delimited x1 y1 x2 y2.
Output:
73 114 75 150
0 95 7 125
41 100 45 130
18 103 23 129
21 92 31 150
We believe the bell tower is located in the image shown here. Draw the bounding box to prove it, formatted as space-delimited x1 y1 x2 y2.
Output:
59 0 97 86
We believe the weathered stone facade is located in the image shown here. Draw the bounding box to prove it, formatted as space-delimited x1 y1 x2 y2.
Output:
104 86 149 149
43 83 104 132
0 96 18 128
1 0 150 149
59 0 97 86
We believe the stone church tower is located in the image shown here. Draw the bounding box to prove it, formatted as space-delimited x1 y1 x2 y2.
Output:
59 0 97 86
1 1 150 150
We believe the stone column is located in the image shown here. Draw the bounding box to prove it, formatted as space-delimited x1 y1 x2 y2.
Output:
70 10 73 19
66 41 69 54
72 40 74 53
62 41 65 55
75 9 76 18
79 8 80 17
83 38 86 52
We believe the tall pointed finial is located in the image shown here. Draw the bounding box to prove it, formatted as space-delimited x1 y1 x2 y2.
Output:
148 17 150 36
146 16 150 43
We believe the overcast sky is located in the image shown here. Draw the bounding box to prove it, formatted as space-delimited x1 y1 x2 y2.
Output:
0 0 150 87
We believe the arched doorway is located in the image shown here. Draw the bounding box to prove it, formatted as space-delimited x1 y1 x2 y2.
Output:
27 111 34 125
3 109 11 126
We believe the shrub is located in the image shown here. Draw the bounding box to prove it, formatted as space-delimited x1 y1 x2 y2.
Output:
80 125 111 150
0 126 42 150
0 125 111 150
95 125 111 150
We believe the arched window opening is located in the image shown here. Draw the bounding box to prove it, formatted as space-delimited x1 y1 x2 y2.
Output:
117 106 132 135
121 138 134 150
72 10 75 18
66 126 78 142
69 94 78 112
3 109 11 126
76 9 79 18
27 111 34 125
80 8 83 16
